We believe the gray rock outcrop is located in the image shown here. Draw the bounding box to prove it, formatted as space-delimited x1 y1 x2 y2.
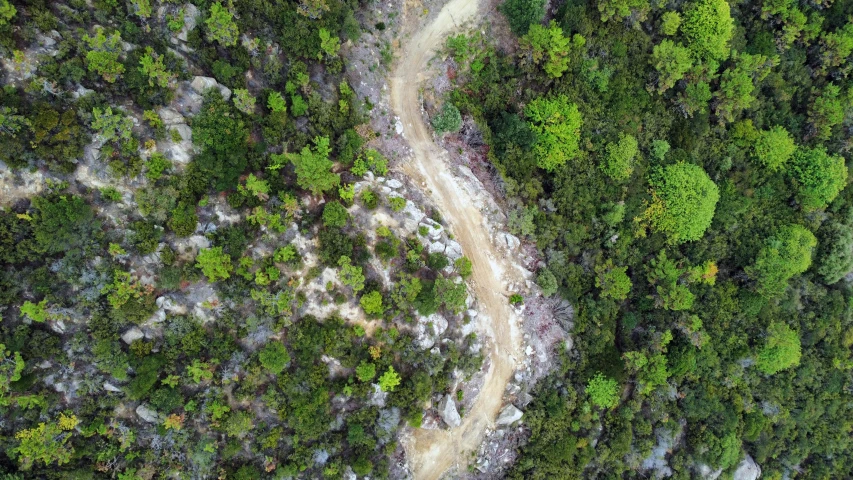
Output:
496 404 523 426
136 404 161 423
121 327 144 345
438 395 462 428
733 455 761 480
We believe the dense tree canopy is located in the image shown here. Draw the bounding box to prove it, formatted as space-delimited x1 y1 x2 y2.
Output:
640 163 720 244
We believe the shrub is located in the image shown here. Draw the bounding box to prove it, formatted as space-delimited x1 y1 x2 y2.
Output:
586 373 619 409
259 342 290 375
431 102 462 134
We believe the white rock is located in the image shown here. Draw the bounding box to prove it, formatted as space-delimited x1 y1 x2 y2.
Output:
157 107 185 125
49 320 66 335
135 404 161 423
438 395 462 428
368 383 388 408
177 3 200 42
697 464 722 480
190 76 231 100
501 233 521 251
395 119 404 134
103 382 122 393
386 178 403 189
496 404 523 426
428 242 446 254
733 455 761 480
467 309 478 318
419 221 443 240
121 327 145 344
444 240 463 261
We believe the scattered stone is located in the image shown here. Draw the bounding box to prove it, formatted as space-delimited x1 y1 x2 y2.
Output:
496 404 523 426
121 327 145 344
386 178 403 189
190 76 232 100
135 404 161 423
438 395 462 428
395 119 404 134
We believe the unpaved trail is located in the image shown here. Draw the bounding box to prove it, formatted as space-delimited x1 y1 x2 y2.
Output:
390 0 524 478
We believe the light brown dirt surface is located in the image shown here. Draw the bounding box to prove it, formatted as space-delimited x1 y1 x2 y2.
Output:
390 0 527 478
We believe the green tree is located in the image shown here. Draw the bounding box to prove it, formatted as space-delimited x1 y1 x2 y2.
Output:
20 300 48 323
432 102 462 134
754 126 796 171
638 163 719 244
682 0 734 61
499 0 545 36
0 0 16 26
195 246 233 282
455 256 473 278
84 27 125 83
318 28 340 59
714 52 777 124
536 268 558 297
815 221 853 284
0 343 24 406
755 321 801 375
272 136 340 196
586 373 619 409
322 201 350 227
378 366 401 392
13 415 77 470
525 95 583 171
520 21 581 79
259 342 290 375
206 2 239 47
788 146 848 211
746 224 816 298
819 22 853 73
808 83 847 140
138 47 173 88
602 133 639 181
233 89 256 115
355 361 376 382
360 291 384 315
623 351 669 394
594 259 631 301
338 255 365 293
267 91 287 113
92 107 133 143
597 0 650 23
661 11 682 35
651 40 693 93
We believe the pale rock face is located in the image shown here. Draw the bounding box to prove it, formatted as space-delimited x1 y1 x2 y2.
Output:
121 327 145 344
733 455 761 480
385 178 403 189
496 404 524 426
419 220 444 240
157 107 186 126
438 395 462 428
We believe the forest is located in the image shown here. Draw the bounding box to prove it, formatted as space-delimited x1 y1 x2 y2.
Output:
440 0 853 478
0 0 852 478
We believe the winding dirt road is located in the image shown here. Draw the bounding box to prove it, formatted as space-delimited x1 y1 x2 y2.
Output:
390 1 524 478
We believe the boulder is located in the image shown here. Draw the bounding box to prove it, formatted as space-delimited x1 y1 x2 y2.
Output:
103 382 122 393
157 107 185 126
419 221 444 240
444 240 463 261
496 404 523 426
190 76 231 100
428 242 446 254
121 327 144 345
501 233 521 251
697 464 722 480
733 455 761 480
386 178 403 189
135 404 161 423
438 395 462 428
176 3 200 42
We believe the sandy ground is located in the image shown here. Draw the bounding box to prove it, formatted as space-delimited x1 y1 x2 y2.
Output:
390 0 527 477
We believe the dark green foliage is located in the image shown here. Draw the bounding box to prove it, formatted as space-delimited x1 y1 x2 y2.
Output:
499 0 545 36
431 102 463 134
192 91 250 191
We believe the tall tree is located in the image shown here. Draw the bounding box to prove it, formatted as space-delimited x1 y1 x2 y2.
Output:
525 95 583 171
746 224 816 298
637 163 719 244
272 136 340 195
787 146 848 211
682 0 734 61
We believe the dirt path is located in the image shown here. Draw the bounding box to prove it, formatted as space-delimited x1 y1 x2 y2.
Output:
390 1 524 478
